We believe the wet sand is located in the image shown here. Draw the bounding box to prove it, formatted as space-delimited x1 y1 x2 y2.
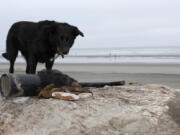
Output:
0 63 180 89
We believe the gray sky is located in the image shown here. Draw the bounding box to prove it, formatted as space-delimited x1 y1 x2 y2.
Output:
0 0 180 51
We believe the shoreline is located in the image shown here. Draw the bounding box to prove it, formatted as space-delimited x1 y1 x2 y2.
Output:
1 55 180 64
0 63 180 89
1 63 179 74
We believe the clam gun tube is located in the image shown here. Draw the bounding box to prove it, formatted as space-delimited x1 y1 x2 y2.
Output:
0 74 41 97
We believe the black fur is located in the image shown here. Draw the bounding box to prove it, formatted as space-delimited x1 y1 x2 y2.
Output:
38 69 77 88
38 69 125 88
2 20 84 74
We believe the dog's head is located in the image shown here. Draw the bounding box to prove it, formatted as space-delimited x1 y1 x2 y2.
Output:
43 21 84 57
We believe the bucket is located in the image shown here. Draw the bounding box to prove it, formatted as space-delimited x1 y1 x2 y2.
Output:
1 74 41 97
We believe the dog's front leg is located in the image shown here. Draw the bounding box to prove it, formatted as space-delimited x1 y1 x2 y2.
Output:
45 59 54 70
26 55 37 74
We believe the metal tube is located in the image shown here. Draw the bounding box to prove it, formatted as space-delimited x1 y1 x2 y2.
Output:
1 74 41 97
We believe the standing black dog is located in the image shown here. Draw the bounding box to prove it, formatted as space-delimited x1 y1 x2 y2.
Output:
2 20 84 74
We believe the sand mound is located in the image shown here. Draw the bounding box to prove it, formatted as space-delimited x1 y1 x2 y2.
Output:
0 84 180 135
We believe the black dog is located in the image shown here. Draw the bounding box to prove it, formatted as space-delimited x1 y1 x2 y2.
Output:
2 20 84 74
38 69 125 88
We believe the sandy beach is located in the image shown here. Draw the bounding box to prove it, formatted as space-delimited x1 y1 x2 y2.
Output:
1 63 180 135
0 63 180 89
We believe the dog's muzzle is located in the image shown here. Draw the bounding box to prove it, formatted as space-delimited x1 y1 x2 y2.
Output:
57 48 64 58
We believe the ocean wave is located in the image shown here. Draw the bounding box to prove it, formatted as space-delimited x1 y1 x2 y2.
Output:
1 47 180 64
1 56 180 64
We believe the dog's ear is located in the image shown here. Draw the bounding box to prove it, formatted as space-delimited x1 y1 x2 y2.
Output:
73 27 84 37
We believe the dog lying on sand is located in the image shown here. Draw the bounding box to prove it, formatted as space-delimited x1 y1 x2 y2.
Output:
0 69 125 97
2 20 84 74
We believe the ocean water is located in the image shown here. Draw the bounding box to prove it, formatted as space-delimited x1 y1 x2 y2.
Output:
0 47 180 64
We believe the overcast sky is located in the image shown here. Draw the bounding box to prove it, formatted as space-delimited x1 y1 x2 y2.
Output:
0 0 180 51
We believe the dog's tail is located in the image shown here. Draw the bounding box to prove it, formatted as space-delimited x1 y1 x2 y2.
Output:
80 81 125 88
2 53 10 60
